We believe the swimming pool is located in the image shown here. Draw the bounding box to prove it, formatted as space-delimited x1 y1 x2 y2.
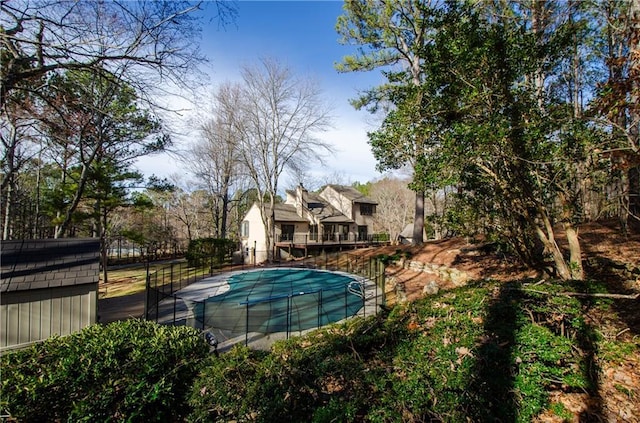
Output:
175 267 371 341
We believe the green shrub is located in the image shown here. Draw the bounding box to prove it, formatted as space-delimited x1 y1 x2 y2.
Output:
188 281 600 421
188 316 397 422
5 279 618 422
1 320 209 422
185 238 236 268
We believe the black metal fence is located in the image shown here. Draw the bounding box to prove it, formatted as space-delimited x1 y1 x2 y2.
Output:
145 251 386 349
107 237 185 266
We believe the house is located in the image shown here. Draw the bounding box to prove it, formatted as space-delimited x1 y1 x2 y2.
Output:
241 184 382 263
1 238 100 351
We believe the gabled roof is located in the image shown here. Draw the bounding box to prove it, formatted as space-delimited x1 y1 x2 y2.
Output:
273 193 353 224
305 192 353 224
325 185 378 205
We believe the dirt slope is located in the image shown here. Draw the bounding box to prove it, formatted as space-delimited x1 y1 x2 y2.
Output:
355 220 639 301
351 219 640 422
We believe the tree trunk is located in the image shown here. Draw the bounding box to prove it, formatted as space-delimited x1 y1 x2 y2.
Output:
101 206 109 285
259 195 276 263
33 150 42 239
618 170 630 234
221 189 229 239
412 190 425 245
55 162 93 238
534 211 572 280
3 181 12 240
563 222 584 280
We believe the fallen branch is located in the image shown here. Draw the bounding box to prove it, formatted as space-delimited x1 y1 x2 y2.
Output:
522 288 640 300
558 291 640 300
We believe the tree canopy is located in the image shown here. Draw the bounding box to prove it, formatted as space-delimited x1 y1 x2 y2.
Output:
336 0 639 280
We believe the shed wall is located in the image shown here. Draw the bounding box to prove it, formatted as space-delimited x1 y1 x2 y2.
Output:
1 238 99 351
1 284 97 351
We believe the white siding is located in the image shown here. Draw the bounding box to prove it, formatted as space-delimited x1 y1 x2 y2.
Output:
241 204 269 264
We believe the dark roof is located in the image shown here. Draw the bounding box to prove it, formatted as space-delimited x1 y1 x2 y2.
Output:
1 238 100 293
306 192 353 224
273 193 353 224
325 185 378 205
273 203 308 222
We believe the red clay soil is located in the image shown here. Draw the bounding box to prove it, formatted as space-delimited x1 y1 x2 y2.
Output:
352 219 639 302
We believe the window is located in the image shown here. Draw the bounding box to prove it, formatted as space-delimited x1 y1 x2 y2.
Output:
241 221 249 238
358 225 368 241
360 203 374 216
281 224 295 241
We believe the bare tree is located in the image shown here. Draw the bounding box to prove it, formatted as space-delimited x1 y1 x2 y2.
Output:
1 0 236 107
369 177 414 243
237 58 333 260
187 82 246 239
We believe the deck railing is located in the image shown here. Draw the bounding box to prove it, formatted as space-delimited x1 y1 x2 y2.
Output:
276 232 390 245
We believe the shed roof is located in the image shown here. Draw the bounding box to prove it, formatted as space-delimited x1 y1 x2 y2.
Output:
1 238 100 293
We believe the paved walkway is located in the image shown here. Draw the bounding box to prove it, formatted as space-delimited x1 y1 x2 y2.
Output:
98 291 146 323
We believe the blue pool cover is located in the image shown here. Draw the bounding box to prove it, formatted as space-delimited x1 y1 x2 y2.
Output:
191 268 365 334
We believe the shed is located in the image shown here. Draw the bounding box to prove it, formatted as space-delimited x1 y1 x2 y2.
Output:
398 223 429 245
1 238 100 351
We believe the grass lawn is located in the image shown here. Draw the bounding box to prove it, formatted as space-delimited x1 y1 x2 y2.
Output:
100 260 232 299
100 261 184 299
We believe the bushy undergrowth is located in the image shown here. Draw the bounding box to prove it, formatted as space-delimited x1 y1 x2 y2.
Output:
1 320 209 422
188 279 624 422
3 280 633 422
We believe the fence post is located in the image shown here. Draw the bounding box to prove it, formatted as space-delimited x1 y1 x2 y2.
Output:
374 258 380 308
201 301 206 330
286 296 291 340
344 285 348 320
318 289 323 329
161 266 165 295
362 282 366 317
144 258 150 320
173 294 177 325
245 299 250 346
379 259 386 307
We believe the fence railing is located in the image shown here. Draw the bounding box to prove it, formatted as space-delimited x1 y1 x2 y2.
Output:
107 237 185 266
145 251 386 349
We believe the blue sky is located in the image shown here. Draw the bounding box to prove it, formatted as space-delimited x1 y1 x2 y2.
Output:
136 1 387 188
